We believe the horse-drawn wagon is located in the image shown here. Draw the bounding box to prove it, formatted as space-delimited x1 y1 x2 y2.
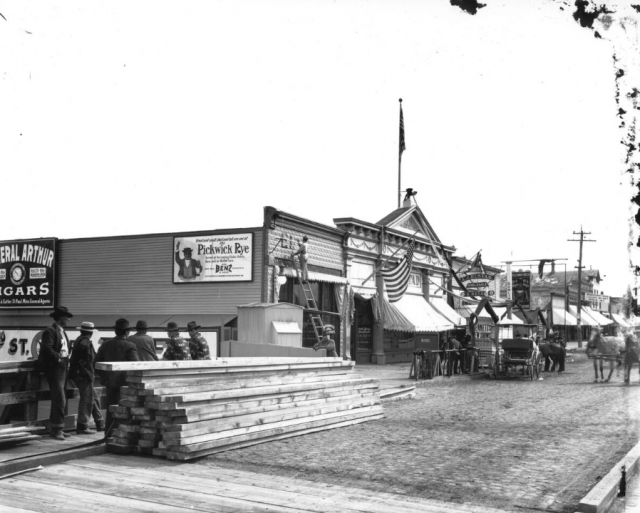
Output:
497 338 542 380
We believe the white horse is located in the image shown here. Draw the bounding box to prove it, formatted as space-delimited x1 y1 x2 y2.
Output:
624 331 640 384
586 328 624 383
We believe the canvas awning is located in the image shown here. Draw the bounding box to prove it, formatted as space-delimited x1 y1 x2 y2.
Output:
584 306 613 326
455 305 494 321
379 296 415 332
567 305 598 326
430 297 466 326
393 294 453 332
612 313 631 328
282 268 347 284
551 308 578 326
493 307 527 326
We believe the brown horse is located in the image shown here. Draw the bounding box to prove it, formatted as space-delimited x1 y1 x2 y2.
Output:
586 329 624 383
624 332 640 384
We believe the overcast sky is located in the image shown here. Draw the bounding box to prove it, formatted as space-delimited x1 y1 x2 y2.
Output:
1 1 637 297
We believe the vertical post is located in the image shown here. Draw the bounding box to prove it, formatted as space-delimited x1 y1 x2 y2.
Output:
398 98 405 209
506 262 513 320
372 268 386 365
576 232 584 348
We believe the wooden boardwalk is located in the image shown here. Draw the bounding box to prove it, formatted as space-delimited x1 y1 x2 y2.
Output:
0 453 511 513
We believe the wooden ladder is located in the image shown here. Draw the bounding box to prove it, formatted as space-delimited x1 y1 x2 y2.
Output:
292 258 324 345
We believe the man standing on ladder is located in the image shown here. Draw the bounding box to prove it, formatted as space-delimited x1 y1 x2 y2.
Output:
292 235 309 282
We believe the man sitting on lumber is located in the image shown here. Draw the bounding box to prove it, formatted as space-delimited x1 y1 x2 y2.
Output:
162 322 192 360
313 324 339 357
96 318 139 437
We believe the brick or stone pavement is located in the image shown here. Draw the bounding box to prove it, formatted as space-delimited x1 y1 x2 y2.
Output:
610 472 640 512
197 350 640 513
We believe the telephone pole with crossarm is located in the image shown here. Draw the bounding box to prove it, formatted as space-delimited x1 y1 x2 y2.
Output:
568 228 596 348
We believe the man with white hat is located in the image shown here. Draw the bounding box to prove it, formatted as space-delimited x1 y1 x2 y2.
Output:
68 321 105 434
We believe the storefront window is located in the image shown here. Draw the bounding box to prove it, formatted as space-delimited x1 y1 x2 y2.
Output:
383 331 415 352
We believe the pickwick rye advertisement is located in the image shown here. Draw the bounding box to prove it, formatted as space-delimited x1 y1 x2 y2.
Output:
0 238 57 309
173 233 253 283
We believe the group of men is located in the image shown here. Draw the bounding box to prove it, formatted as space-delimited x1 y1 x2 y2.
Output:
38 306 212 440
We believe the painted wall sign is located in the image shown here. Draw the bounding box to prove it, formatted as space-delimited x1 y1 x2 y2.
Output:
173 233 253 283
0 238 57 309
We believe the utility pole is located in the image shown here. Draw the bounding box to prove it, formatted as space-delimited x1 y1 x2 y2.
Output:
568 228 596 348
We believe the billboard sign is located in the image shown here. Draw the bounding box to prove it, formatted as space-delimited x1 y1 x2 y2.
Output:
512 270 531 310
0 238 57 309
173 233 253 283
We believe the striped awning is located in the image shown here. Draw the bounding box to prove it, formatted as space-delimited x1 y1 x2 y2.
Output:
282 268 347 284
584 307 613 326
380 297 415 332
567 305 598 326
430 297 466 326
552 308 578 326
393 294 453 333
612 313 631 328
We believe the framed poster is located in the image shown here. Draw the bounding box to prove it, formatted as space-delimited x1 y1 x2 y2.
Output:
0 238 57 309
173 233 253 283
512 270 531 310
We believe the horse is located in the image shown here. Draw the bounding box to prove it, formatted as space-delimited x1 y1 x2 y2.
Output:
624 331 640 384
586 328 624 383
442 337 463 375
538 338 566 372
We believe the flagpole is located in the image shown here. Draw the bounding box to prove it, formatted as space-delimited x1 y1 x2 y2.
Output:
361 229 418 286
398 98 404 209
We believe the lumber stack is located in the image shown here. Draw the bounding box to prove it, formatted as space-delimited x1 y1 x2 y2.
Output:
96 358 384 461
0 425 42 448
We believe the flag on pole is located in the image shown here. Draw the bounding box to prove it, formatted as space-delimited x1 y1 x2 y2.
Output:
399 101 406 158
382 239 415 302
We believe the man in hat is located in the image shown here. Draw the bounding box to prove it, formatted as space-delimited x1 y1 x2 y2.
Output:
95 318 139 437
291 235 309 282
162 322 192 360
68 321 105 434
313 324 339 357
39 306 74 440
128 320 159 361
187 321 211 360
175 241 202 281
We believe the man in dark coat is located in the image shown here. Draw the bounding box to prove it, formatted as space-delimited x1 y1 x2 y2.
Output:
128 320 158 361
68 321 105 434
95 318 139 436
175 241 202 281
38 306 74 440
162 322 192 360
187 321 211 360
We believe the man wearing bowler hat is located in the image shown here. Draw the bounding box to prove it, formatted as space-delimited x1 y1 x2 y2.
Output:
68 321 105 434
162 322 192 360
175 241 202 281
96 318 139 436
128 320 159 361
38 306 74 440
187 321 211 360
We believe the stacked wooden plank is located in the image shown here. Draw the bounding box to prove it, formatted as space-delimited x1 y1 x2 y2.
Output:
96 357 384 461
0 425 42 448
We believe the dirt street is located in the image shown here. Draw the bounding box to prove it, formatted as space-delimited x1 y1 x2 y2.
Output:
198 351 640 513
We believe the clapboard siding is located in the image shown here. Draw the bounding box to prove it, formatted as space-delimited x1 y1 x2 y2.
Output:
58 230 263 316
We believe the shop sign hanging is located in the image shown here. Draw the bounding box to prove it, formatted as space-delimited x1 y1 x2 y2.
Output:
0 238 57 309
459 269 496 298
173 233 253 283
